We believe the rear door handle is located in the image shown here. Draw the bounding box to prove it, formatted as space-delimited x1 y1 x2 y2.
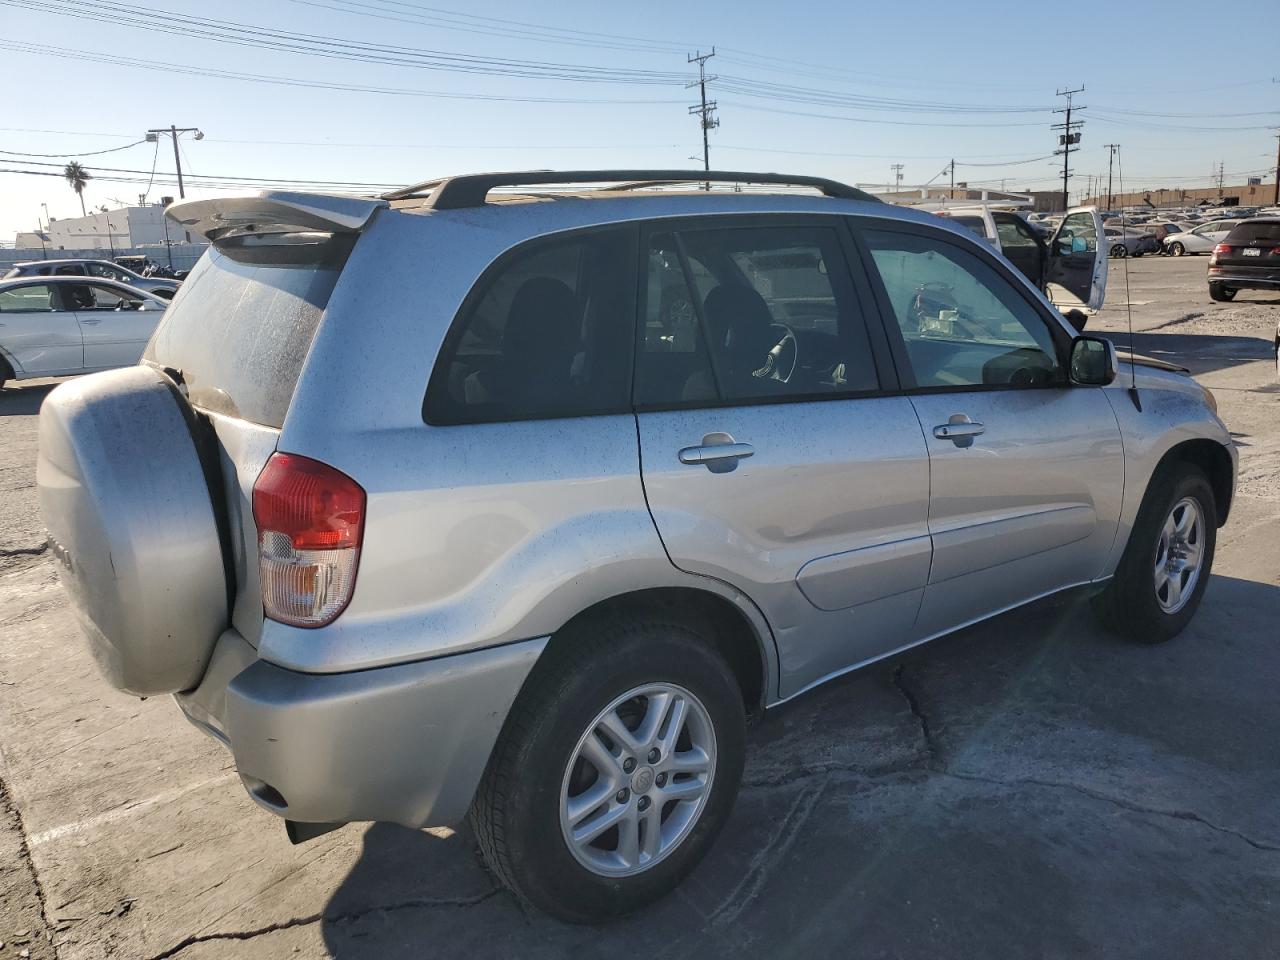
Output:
933 415 985 447
678 432 754 473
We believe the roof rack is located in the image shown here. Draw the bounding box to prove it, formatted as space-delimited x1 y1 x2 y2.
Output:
382 170 882 208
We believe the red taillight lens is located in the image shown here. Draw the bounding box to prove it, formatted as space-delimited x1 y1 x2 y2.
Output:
252 453 365 628
1212 244 1232 256
1271 246 1280 256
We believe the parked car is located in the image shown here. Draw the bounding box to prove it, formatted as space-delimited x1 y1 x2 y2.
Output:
0 276 168 389
4 258 181 299
38 171 1234 923
1207 216 1280 301
932 205 1107 318
1105 227 1154 258
1163 220 1241 256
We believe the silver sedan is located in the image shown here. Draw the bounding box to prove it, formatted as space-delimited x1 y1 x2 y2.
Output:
0 276 168 389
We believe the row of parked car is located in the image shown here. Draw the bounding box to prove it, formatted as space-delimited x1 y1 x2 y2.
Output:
0 258 179 389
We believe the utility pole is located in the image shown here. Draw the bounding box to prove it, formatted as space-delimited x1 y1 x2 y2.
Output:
1052 86 1085 212
146 125 202 242
1214 161 1225 194
1273 130 1279 206
686 50 718 189
1104 143 1119 210
949 158 955 196
891 163 904 194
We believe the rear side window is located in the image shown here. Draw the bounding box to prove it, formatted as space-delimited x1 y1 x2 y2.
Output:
144 235 353 428
0 284 53 312
1224 221 1280 245
424 229 636 425
635 224 878 408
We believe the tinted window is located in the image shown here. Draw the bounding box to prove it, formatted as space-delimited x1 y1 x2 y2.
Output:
86 263 126 281
0 284 54 312
948 215 988 238
145 235 353 428
1224 221 1280 245
425 229 634 425
995 215 1040 248
635 224 878 407
865 229 1062 389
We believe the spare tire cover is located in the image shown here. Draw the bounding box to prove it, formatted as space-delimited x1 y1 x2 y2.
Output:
37 366 228 696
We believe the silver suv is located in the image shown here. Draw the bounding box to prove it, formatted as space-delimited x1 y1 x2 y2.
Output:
37 171 1235 923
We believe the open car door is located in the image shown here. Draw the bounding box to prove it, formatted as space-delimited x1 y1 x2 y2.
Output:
1045 206 1107 312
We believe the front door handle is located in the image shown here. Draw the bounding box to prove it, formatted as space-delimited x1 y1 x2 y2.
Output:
933 415 985 448
678 432 754 473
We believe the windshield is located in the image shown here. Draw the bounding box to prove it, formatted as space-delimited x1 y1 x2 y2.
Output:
143 234 354 428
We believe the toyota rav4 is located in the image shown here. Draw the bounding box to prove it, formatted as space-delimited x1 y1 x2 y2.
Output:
37 170 1235 923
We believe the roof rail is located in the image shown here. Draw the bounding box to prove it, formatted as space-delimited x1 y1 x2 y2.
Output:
382 170 882 208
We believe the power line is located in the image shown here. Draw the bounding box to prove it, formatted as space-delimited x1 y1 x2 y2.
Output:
0 40 684 106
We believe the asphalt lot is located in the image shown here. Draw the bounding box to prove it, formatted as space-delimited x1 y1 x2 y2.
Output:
0 254 1277 959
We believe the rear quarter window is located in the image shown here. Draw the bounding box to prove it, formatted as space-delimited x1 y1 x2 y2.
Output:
144 234 353 428
1224 221 1280 245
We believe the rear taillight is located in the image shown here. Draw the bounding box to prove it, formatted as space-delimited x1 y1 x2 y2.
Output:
252 453 365 628
1211 243 1231 257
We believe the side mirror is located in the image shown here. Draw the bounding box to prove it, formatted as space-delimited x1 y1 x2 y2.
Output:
1062 308 1088 332
1069 335 1117 386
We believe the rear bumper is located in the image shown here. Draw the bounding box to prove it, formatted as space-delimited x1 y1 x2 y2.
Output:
1208 274 1280 289
175 629 546 827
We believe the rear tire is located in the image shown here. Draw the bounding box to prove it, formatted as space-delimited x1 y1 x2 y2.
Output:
1092 465 1216 644
471 613 746 923
1209 283 1236 302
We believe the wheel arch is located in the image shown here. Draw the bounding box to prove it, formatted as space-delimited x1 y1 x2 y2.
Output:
1154 438 1235 526
550 586 774 719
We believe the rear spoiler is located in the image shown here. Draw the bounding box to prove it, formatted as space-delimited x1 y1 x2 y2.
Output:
165 192 388 242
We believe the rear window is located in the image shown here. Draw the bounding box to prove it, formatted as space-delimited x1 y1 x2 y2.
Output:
144 234 353 428
1224 221 1280 245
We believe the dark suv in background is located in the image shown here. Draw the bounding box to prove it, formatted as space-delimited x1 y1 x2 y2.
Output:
1208 217 1280 302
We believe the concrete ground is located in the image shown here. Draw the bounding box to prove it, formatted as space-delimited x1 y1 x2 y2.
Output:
0 255 1277 959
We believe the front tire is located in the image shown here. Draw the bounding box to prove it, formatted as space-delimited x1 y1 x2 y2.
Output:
1169 242 1185 257
1110 243 1128 259
1092 465 1217 643
471 613 746 923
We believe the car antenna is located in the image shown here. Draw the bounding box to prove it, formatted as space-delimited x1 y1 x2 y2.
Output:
1116 148 1141 411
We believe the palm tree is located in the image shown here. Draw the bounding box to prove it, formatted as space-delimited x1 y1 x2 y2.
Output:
63 161 91 216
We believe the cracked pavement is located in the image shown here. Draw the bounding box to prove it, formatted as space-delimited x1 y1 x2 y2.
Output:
0 256 1277 958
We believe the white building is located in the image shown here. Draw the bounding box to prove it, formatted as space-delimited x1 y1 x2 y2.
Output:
40 203 178 251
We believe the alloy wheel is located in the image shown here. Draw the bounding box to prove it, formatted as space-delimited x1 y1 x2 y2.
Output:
559 683 716 878
1154 496 1204 614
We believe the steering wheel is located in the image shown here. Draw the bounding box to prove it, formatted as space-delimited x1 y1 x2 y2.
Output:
756 322 799 384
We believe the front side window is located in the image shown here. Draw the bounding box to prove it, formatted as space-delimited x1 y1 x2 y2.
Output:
53 265 86 276
864 229 1062 389
425 229 634 424
86 263 127 281
0 284 54 312
62 283 136 311
635 224 878 408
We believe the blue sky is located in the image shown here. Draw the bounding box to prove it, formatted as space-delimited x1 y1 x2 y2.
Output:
1 0 1277 238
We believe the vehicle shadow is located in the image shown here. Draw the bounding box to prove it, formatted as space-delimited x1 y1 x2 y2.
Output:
317 572 1280 958
0 382 57 417
1119 330 1274 377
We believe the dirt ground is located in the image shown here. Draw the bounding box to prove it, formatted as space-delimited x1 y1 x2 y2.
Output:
0 254 1277 959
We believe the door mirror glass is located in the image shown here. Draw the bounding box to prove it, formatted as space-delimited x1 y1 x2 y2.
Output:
1069 335 1116 386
